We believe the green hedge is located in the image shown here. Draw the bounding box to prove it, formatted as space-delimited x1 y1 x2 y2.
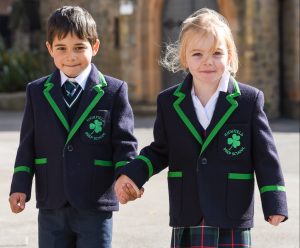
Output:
0 41 48 92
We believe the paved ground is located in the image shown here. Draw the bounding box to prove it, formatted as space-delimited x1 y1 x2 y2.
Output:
0 111 299 248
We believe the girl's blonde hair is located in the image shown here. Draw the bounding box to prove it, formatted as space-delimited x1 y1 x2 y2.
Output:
161 8 238 76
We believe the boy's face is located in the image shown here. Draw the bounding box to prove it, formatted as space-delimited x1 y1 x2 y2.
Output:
46 33 100 78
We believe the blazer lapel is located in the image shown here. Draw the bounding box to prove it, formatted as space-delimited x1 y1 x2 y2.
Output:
43 70 70 132
173 73 204 147
200 77 241 155
66 65 107 144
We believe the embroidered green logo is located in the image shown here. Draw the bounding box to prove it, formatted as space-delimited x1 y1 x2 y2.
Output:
84 115 106 141
227 134 241 150
89 120 103 134
223 129 245 156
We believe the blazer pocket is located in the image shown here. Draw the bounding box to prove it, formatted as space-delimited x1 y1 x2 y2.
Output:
34 158 48 202
80 110 111 145
91 160 115 200
226 172 254 220
218 123 250 161
168 171 183 218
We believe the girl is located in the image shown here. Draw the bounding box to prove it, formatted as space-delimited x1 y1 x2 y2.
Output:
115 8 288 248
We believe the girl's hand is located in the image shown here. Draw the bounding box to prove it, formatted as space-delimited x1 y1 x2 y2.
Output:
268 215 285 226
114 175 144 204
9 192 26 213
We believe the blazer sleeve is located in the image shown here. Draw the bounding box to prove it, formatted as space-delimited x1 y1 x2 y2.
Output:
111 82 138 175
10 84 35 201
117 94 169 188
252 90 288 221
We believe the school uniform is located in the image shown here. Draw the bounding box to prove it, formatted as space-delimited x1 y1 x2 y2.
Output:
10 63 137 247
118 73 288 247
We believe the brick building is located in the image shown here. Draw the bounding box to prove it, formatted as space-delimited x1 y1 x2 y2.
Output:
1 0 299 118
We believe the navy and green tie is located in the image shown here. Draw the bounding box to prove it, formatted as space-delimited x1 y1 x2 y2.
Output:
63 80 82 108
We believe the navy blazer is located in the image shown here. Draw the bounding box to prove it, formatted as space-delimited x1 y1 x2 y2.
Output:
119 73 288 228
10 64 137 211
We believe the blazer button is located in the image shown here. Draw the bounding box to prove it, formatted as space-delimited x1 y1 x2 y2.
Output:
201 157 207 165
67 145 73 152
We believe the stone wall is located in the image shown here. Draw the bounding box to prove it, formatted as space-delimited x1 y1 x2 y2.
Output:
282 0 299 119
3 0 299 118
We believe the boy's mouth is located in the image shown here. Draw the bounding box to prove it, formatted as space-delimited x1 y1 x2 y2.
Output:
64 64 80 67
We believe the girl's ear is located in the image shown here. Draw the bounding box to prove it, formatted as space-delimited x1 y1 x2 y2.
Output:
92 39 100 56
46 41 54 58
227 52 232 70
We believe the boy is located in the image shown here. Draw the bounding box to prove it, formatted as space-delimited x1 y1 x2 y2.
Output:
9 6 137 248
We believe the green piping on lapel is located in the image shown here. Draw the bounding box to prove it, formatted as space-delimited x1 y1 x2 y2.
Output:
66 74 107 144
200 79 241 155
43 76 70 132
173 83 203 146
173 78 241 155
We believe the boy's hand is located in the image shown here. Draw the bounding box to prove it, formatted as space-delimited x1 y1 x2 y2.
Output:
268 215 285 226
9 193 26 213
115 175 144 204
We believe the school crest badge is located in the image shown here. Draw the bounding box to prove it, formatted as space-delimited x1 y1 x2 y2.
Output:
223 129 246 157
84 115 106 141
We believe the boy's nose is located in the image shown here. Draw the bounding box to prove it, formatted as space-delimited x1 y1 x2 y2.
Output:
66 52 77 61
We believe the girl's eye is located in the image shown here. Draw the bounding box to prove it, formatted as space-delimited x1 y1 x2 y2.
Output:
214 51 224 56
192 53 202 57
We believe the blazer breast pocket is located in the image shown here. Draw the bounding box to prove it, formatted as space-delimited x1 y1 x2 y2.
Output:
80 110 111 144
218 123 251 160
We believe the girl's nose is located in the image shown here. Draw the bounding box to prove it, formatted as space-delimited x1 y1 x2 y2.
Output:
202 54 213 65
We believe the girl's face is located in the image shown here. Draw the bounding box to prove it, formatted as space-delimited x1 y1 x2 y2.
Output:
46 33 100 78
185 32 230 87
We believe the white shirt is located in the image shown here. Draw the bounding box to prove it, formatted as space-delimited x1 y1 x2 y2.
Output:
191 72 230 129
60 64 92 90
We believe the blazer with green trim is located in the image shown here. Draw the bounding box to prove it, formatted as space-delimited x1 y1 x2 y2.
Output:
119 73 288 228
10 64 137 211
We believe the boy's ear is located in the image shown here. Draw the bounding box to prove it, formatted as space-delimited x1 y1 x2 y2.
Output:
92 39 100 56
46 41 54 58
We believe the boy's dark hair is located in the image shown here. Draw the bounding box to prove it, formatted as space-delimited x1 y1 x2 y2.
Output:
47 6 98 46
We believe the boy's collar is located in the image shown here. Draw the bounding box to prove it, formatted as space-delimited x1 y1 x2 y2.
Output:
60 64 92 90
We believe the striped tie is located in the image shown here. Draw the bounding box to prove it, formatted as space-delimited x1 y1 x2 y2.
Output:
63 80 83 108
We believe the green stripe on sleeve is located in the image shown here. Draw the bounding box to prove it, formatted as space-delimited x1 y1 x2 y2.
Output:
34 158 47 165
94 160 113 167
260 185 286 194
136 155 154 178
168 171 183 178
228 173 254 180
115 161 129 169
14 166 32 174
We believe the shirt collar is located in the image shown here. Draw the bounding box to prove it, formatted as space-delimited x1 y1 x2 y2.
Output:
191 71 230 96
60 64 92 90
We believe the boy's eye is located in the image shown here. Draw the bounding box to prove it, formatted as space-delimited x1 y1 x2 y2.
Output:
74 46 86 51
56 47 66 51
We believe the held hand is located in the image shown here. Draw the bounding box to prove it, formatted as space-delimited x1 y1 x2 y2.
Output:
115 175 144 204
9 192 26 213
268 215 285 226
